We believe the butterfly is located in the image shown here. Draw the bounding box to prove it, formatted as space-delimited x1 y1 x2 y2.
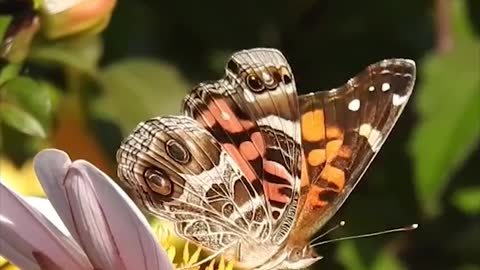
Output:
116 48 416 270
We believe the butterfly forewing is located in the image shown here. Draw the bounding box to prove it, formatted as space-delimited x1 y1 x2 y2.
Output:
183 48 302 243
289 59 416 245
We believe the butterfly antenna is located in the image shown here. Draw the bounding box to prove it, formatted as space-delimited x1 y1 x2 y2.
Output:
311 223 418 248
309 220 346 245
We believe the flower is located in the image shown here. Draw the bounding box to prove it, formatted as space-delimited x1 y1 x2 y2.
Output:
1 0 116 62
0 148 173 270
40 0 117 39
152 220 235 270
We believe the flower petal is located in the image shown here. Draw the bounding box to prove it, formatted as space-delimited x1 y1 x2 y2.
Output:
0 181 92 270
33 149 79 239
33 148 173 270
23 196 70 237
73 161 173 270
69 160 174 270
60 162 124 269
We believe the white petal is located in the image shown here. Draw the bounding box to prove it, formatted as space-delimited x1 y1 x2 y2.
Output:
70 160 173 270
0 181 92 270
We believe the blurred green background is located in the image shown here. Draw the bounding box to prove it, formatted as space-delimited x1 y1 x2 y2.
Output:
1 0 479 269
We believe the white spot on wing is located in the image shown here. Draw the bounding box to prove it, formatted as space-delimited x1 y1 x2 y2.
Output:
348 99 361 111
358 123 383 152
381 83 391 92
368 86 375 92
262 72 273 84
359 124 372 137
393 93 409 106
380 69 391 74
221 111 230 120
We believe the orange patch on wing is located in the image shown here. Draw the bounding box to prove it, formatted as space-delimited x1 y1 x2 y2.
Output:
300 159 310 188
301 110 325 142
239 141 260 160
326 127 343 139
304 185 329 208
326 139 343 162
264 183 290 204
307 149 326 166
250 132 266 155
223 144 256 181
319 164 345 191
196 111 216 128
209 99 254 133
264 160 292 184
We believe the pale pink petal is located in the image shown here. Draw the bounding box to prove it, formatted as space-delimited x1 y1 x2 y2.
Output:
34 148 173 270
0 181 92 270
66 160 173 270
33 149 80 240
61 163 125 269
23 196 70 237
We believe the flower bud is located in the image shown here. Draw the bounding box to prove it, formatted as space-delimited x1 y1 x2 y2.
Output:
40 0 117 39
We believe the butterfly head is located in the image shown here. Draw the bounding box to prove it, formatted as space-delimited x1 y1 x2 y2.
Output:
282 245 322 269
254 244 321 270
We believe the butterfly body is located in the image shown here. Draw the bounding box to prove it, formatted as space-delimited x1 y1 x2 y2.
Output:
117 48 416 269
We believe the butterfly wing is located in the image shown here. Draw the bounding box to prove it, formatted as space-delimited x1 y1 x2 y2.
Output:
289 59 416 244
183 48 302 243
117 115 275 253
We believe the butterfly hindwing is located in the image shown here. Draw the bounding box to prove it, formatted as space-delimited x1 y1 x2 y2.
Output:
288 59 416 244
117 115 276 252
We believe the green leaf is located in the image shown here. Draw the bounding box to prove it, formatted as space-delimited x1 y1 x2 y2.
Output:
0 103 46 137
371 250 405 270
336 242 367 270
409 0 480 216
0 63 22 86
1 76 53 128
451 187 480 215
336 241 406 270
28 35 102 76
94 58 190 133
0 16 12 41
